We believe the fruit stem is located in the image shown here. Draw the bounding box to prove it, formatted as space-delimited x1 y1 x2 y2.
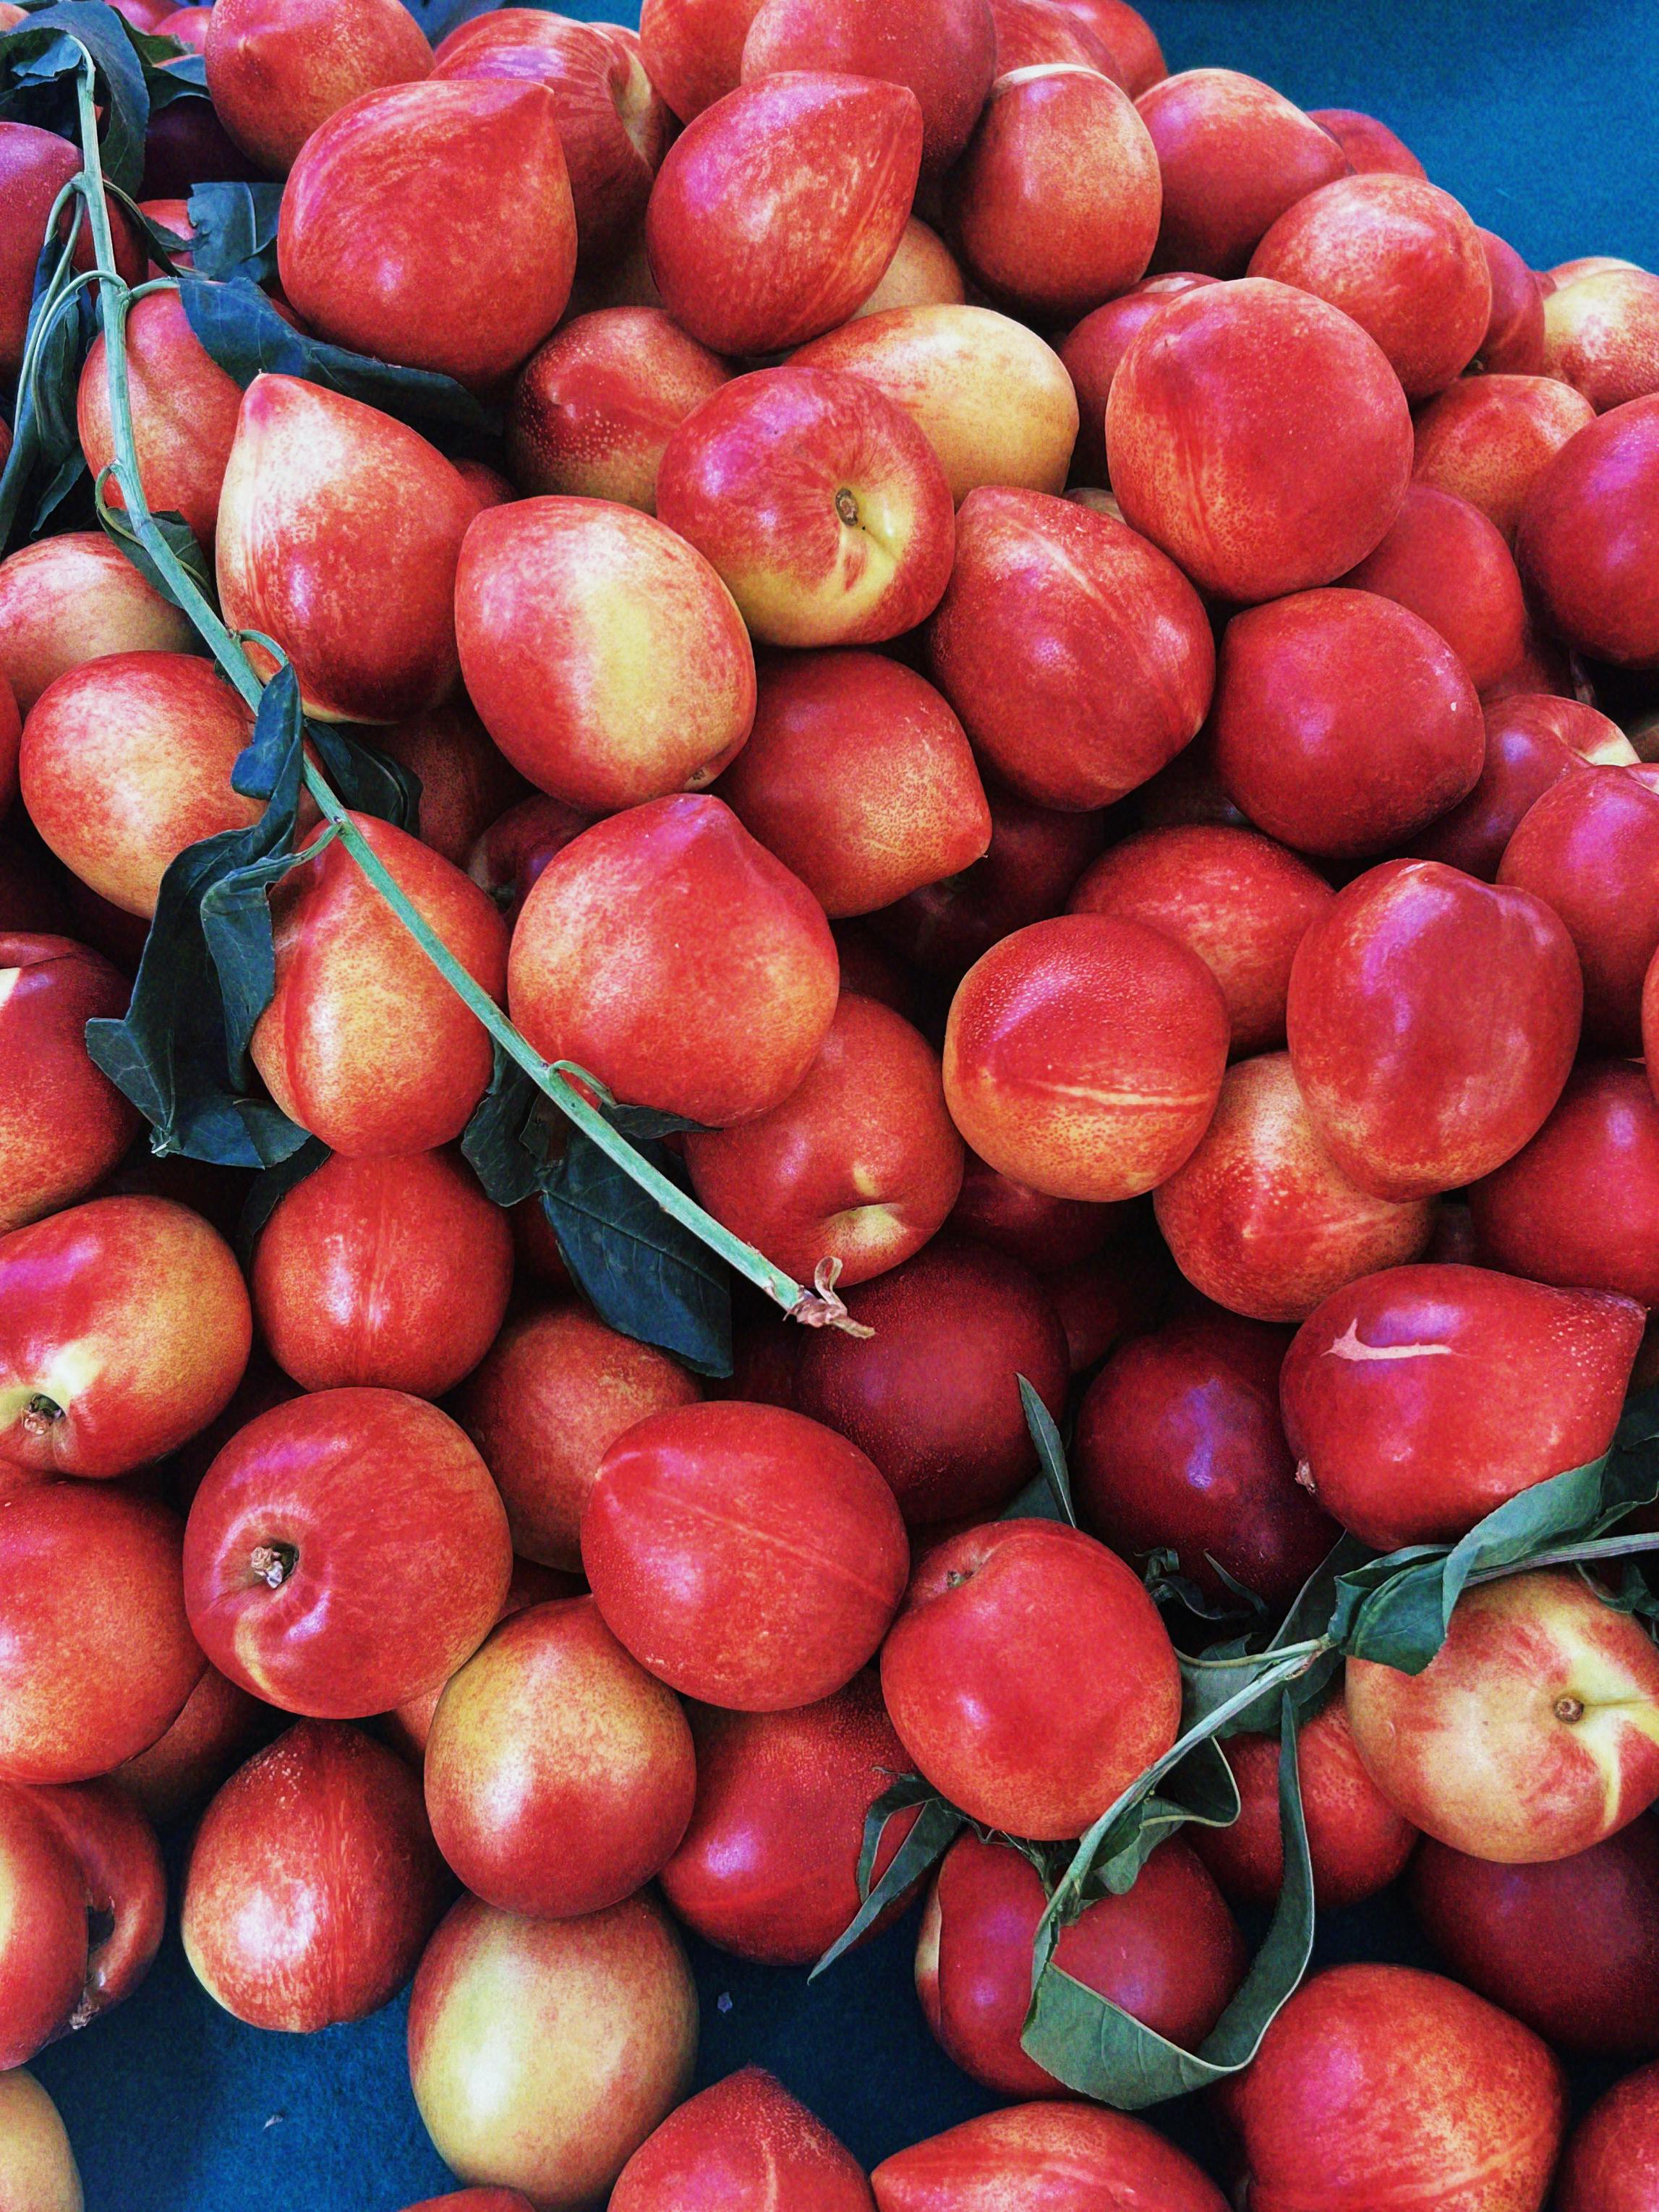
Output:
70 58 860 1341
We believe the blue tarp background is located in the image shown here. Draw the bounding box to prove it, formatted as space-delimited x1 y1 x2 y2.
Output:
34 2 1658 2203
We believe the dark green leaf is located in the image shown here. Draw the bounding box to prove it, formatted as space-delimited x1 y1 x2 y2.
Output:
179 275 498 430
143 46 205 102
1181 1533 1369 1738
306 724 420 832
461 1050 549 1210
236 1135 328 1265
0 218 94 552
95 483 212 605
1079 1735 1241 1900
811 1781 963 1981
107 183 189 269
1142 1548 1267 1625
1015 1377 1076 1525
0 2 152 194
186 179 283 284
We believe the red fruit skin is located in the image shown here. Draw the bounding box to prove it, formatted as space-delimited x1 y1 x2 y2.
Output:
1152 1053 1438 1324
0 1782 88 2065
467 793 591 930
1281 1262 1643 1550
1107 278 1413 605
372 700 531 871
1068 825 1332 1058
739 0 995 173
0 532 196 719
926 487 1214 813
947 65 1162 324
385 1558 581 1764
506 309 730 513
1247 174 1491 399
874 775 1105 981
111 1662 266 1827
582 1401 909 1712
916 1834 1245 2096
639 0 766 123
1517 393 1659 667
684 995 964 1289
77 290 243 547
217 375 477 724
715 650 990 920
1412 692 1635 880
1476 227 1546 374
1220 1964 1566 2212
0 936 138 1234
252 814 508 1158
1411 1819 1659 2057
1056 0 1164 93
790 1239 1069 1525
1135 69 1349 277
1211 588 1483 861
432 14 670 267
140 100 265 200
660 1673 920 1965
0 1483 205 1785
182 1720 446 2030
1073 1312 1338 1611
612 2067 874 2211
1058 273 1217 482
1339 482 1529 695
1284 858 1582 1201
401 2195 536 2212
1558 2062 1659 2212
507 795 840 1130
1543 266 1659 413
425 1597 695 1920
1194 1695 1416 1910
0 124 143 377
1498 764 1659 1052
183 1388 513 1719
942 913 1231 1205
252 1150 513 1397
457 1306 699 1573
23 1778 166 2025
1470 1062 1659 1308
947 1150 1125 1275
205 0 435 173
988 0 1119 80
870 2101 1229 2212
1412 371 1595 542
644 74 924 356
1308 106 1424 179
0 1196 251 1480
880 1519 1181 1840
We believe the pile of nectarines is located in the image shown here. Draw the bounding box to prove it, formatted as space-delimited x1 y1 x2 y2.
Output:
2 0 1659 2204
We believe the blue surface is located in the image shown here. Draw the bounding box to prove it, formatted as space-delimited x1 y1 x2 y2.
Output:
36 3 1659 2205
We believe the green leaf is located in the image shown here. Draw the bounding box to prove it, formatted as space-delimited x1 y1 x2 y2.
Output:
0 2 152 194
1078 1735 1241 1900
95 480 212 602
1020 1700 1314 2108
236 1135 328 1265
178 275 498 431
1180 1533 1368 1738
811 1780 964 1981
1018 1376 1077 1525
186 180 282 284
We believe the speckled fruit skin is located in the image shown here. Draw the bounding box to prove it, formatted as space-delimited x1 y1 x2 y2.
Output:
793 304 1078 505
660 1673 919 1965
927 488 1212 814
0 1484 205 1785
644 73 922 356
880 1519 1181 1840
870 2101 1229 2212
77 291 243 547
216 375 477 724
408 1892 697 2209
1284 859 1582 1201
1310 106 1424 178
1413 693 1637 880
582 1401 908 1711
1211 588 1483 861
1411 1819 1659 2057
182 1721 445 2031
741 0 994 172
947 1150 1125 1274
1135 69 1349 276
1543 265 1659 411
1074 1311 1337 1611
1339 482 1530 693
1248 174 1490 398
1517 393 1659 666
252 813 507 1158
251 1149 511 1398
1498 764 1659 1052
0 124 142 378
0 1783 90 2067
1220 1964 1565 2212
1346 1570 1659 1863
639 0 765 123
111 1663 264 1827
715 651 990 918
372 699 530 870
205 0 433 173
0 1196 251 1481
1059 273 1214 481
1281 1262 1643 1549
1068 825 1331 1057
656 367 955 651
1152 1053 1438 1323
1195 1694 1416 1909
399 2194 535 2212
1106 278 1414 605
942 913 1229 1204
506 310 730 513
425 1597 694 1920
183 1388 512 1720
684 995 964 1289
456 1306 699 1573
15 1780 162 2036
20 654 259 920
916 1834 1245 2096
1412 371 1594 540
0 936 137 1234
1557 2061 1659 2212
1476 226 1546 372
507 795 839 1129
789 1238 1070 1525
613 2067 874 2211
0 532 196 718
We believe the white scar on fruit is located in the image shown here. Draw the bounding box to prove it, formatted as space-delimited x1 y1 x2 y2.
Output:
1323 1322 1457 1362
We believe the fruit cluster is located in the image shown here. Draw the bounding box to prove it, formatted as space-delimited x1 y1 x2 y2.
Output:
1 0 1658 2206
